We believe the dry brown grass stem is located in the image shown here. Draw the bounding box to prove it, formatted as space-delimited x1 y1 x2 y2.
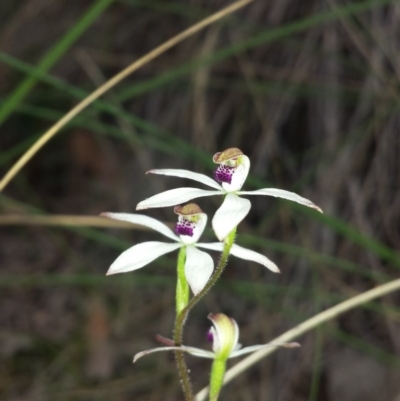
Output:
0 214 174 229
0 0 254 192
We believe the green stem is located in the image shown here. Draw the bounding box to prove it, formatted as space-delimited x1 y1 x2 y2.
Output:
173 227 237 401
209 358 227 401
176 247 189 315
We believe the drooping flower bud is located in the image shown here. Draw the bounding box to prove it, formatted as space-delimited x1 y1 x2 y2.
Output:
207 313 240 360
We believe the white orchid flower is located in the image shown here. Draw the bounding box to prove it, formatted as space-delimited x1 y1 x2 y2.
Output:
136 147 322 240
133 313 300 362
102 203 280 295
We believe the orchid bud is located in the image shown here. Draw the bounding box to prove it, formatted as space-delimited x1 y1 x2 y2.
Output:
207 313 239 360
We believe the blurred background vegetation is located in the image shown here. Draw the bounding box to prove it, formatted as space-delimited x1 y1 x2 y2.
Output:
1 0 400 400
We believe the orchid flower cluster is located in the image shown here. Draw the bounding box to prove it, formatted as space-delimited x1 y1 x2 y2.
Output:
102 148 321 401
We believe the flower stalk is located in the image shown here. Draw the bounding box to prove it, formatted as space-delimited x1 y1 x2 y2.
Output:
173 226 237 401
176 247 189 314
209 358 226 401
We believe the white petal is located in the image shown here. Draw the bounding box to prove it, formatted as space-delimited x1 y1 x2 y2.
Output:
198 243 279 273
185 247 214 295
184 347 215 359
221 155 250 192
229 344 277 358
229 342 300 358
230 244 280 273
106 242 182 275
101 213 179 241
136 188 221 210
133 346 182 362
148 169 223 190
196 242 224 252
133 345 214 363
239 188 322 213
212 194 251 241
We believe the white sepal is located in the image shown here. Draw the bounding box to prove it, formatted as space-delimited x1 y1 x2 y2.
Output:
133 345 214 363
136 187 220 210
106 242 182 275
239 188 322 213
231 344 271 356
230 244 280 273
148 169 223 190
196 242 279 273
230 342 301 358
196 242 224 252
101 213 179 241
185 247 214 295
212 194 251 240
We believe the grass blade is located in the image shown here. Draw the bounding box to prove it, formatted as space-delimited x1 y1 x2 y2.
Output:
0 0 115 125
